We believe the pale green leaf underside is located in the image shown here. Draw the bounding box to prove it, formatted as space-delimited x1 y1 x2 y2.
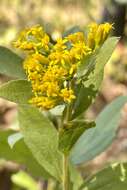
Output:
8 132 23 149
18 105 63 182
0 46 26 78
71 96 127 164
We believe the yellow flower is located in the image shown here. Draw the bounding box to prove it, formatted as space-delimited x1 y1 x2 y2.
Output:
29 96 56 109
60 88 76 103
101 23 113 41
31 53 49 65
41 81 60 97
87 23 113 49
40 33 50 51
27 25 44 36
69 64 77 75
43 65 68 82
89 23 98 33
13 25 50 52
66 32 85 44
53 38 67 51
23 56 45 78
49 50 71 66
70 42 91 60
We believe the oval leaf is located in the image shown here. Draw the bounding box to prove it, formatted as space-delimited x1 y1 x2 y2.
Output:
0 46 26 78
71 96 127 164
18 105 62 181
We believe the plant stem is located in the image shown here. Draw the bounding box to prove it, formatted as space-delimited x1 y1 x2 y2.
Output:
62 104 71 190
63 154 69 190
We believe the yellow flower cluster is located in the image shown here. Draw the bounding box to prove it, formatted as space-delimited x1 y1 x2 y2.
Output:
13 25 50 52
87 23 113 50
14 23 112 109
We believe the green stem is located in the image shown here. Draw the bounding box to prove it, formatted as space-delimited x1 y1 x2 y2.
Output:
62 104 71 190
65 104 72 123
63 154 69 190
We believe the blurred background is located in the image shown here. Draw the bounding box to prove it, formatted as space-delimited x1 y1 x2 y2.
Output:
1 0 127 189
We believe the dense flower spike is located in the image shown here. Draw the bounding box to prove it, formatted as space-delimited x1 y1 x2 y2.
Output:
14 23 113 109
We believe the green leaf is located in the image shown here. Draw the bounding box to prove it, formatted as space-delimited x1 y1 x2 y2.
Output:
0 79 33 104
72 37 119 118
0 130 50 179
18 105 62 182
77 53 96 79
0 46 26 78
72 83 96 119
11 171 39 190
83 37 119 89
83 163 127 190
70 96 127 164
59 120 95 154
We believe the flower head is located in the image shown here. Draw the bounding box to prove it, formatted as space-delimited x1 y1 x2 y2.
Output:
13 25 50 52
14 24 112 110
87 22 113 49
60 88 76 103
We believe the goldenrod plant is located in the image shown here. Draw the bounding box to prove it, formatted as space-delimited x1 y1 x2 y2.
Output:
0 23 126 190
